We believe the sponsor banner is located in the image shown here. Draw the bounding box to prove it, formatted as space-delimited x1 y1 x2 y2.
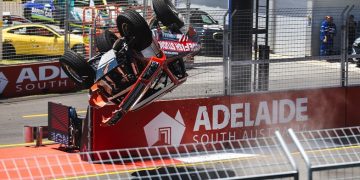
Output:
90 87 349 152
0 62 81 98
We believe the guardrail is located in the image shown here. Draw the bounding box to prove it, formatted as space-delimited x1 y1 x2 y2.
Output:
0 131 299 180
289 127 360 180
3 126 360 179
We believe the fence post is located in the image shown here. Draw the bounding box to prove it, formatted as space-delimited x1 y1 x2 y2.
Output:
340 5 353 87
288 128 312 180
223 11 230 95
275 131 299 180
64 0 71 51
258 45 270 91
345 5 355 87
35 126 43 147
24 126 34 143
143 0 148 18
230 0 254 93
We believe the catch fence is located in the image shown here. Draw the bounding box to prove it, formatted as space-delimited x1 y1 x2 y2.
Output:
1 2 360 98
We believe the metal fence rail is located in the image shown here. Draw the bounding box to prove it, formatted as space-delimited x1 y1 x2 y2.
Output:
0 133 298 180
288 127 360 180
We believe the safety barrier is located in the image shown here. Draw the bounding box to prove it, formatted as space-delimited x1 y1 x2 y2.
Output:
289 127 360 180
0 131 298 180
2 126 360 179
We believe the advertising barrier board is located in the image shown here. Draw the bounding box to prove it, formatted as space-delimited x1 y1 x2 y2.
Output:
89 87 352 152
0 62 81 98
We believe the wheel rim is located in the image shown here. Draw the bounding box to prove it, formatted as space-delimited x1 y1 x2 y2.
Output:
63 64 83 83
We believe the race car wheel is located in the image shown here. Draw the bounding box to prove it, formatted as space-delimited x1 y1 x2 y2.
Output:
95 30 118 53
152 0 184 28
116 9 152 51
169 58 186 79
60 50 94 88
3 44 16 59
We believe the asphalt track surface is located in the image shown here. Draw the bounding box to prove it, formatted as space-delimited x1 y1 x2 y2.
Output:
0 92 89 145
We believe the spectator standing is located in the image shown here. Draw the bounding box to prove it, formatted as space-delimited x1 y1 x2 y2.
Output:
348 15 357 53
320 16 337 56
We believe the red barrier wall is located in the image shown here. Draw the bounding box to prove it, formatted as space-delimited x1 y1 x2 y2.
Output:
346 86 360 127
0 62 81 98
90 87 350 152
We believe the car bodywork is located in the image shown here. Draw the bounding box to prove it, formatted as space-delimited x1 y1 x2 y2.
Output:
3 14 32 27
89 42 187 126
152 27 201 60
352 37 360 63
178 8 223 56
23 0 55 22
2 24 85 56
60 5 194 126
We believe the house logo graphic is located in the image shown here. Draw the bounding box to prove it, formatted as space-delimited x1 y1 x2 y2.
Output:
0 72 8 94
144 111 186 146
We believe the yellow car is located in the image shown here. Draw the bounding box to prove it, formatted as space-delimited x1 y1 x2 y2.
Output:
2 24 86 58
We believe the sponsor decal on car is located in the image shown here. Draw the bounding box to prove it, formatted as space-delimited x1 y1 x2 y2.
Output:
158 40 200 52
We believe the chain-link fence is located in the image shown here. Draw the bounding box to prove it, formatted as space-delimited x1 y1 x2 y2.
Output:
1 1 360 98
156 3 360 98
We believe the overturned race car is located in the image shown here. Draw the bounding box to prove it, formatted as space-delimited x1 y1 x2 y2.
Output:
59 0 199 126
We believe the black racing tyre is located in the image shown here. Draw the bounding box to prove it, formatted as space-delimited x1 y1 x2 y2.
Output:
60 50 94 88
152 0 184 28
95 30 118 52
3 44 16 59
116 9 152 51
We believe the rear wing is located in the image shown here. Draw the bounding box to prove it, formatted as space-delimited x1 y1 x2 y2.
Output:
48 102 83 150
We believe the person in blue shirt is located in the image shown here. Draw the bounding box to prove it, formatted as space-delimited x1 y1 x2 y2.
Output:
320 16 337 56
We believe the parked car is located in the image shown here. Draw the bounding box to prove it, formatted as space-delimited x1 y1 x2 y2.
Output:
178 8 223 56
23 0 54 22
352 37 360 65
2 24 86 58
23 0 137 30
3 13 31 27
